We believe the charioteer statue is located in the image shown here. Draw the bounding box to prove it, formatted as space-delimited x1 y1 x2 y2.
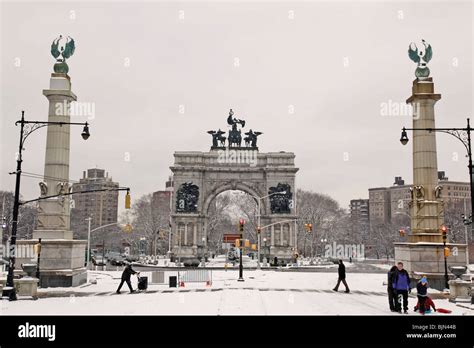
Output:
207 109 262 149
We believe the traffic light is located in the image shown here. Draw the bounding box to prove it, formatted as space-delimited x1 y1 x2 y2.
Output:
239 219 245 232
256 226 261 234
1 217 6 229
440 225 448 241
444 247 450 258
33 242 42 255
125 190 131 209
304 223 313 233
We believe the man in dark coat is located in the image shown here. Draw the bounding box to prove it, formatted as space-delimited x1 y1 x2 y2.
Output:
116 263 138 294
393 262 411 313
332 259 350 293
387 265 398 312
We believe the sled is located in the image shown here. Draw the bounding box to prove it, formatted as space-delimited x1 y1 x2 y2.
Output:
436 308 452 314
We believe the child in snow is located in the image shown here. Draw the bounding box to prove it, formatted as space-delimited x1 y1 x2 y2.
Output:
414 296 437 314
416 276 430 314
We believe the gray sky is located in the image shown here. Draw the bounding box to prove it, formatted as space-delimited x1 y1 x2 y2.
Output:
0 0 472 212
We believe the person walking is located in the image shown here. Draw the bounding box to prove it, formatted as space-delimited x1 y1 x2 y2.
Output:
332 259 350 293
416 276 429 314
116 262 138 294
387 265 398 312
392 262 411 313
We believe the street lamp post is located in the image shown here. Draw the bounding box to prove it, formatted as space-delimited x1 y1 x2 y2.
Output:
86 217 92 269
320 238 327 258
35 238 42 286
2 111 90 301
263 238 267 265
86 220 126 270
442 227 449 289
238 239 244 282
249 190 286 270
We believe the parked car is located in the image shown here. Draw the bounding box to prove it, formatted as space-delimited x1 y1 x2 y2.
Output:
125 254 139 263
106 252 126 266
92 255 106 266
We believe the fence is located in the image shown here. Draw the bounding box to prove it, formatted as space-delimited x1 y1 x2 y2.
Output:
138 271 165 284
178 269 212 286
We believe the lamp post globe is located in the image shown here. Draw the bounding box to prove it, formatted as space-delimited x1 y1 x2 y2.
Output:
400 128 409 145
81 122 90 140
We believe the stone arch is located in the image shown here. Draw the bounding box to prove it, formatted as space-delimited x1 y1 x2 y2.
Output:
170 150 298 262
203 181 266 217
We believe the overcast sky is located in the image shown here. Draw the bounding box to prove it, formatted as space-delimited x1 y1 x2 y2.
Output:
0 0 472 212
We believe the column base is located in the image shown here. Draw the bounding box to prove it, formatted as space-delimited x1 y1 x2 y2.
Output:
394 242 468 291
16 239 87 288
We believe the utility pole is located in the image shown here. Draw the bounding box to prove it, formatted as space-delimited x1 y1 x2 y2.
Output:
1 194 5 250
86 217 92 270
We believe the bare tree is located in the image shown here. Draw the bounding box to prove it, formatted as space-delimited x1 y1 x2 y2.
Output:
126 194 170 255
444 199 471 244
295 189 348 257
0 191 37 243
207 193 233 255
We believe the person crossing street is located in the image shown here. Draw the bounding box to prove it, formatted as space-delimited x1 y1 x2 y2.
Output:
116 262 138 294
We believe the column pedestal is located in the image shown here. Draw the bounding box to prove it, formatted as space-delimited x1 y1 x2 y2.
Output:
29 73 86 287
395 78 467 290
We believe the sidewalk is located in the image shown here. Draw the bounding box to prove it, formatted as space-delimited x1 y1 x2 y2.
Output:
1 270 471 315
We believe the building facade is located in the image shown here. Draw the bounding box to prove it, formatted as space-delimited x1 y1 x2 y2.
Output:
350 199 370 224
368 187 391 225
368 172 470 227
70 168 119 237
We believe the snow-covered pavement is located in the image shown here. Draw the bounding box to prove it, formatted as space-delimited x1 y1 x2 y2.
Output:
0 270 472 315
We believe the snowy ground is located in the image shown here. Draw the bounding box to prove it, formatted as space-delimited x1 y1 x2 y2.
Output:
1 269 472 315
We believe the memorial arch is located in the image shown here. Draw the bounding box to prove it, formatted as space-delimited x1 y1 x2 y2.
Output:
170 109 299 262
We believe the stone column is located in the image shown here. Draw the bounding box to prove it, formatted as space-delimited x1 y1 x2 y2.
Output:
184 223 188 246
34 73 76 240
407 78 443 243
271 225 275 246
395 77 467 290
18 72 87 287
289 224 293 246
